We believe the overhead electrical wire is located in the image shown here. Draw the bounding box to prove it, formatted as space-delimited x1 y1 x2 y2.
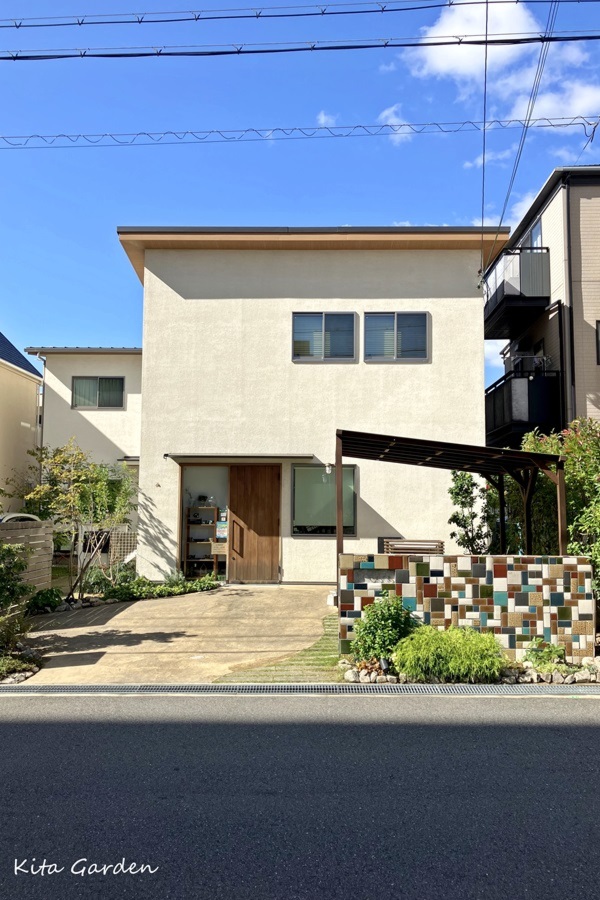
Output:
0 115 597 149
1 31 600 61
1 0 599 30
485 0 560 266
479 0 490 274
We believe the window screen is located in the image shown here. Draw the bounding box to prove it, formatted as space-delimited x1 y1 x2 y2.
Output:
365 313 428 361
292 465 356 535
293 313 354 360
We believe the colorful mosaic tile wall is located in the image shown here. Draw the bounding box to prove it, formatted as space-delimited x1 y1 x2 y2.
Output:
338 554 595 662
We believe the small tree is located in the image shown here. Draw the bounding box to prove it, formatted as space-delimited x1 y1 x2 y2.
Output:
2 439 136 601
448 471 490 554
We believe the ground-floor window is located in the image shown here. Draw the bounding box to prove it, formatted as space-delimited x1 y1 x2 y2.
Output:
292 464 356 535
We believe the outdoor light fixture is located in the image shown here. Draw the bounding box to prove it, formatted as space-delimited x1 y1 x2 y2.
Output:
380 658 390 673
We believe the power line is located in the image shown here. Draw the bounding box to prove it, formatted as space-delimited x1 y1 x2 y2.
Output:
479 0 490 274
486 0 560 266
2 32 600 61
1 0 599 30
1 115 597 149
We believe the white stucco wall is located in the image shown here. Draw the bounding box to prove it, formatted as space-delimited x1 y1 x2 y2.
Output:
0 361 41 511
137 247 486 582
41 353 142 463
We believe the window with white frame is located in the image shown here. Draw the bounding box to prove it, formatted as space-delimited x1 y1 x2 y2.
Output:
364 312 428 361
292 312 355 361
522 218 542 248
292 465 356 535
72 376 125 409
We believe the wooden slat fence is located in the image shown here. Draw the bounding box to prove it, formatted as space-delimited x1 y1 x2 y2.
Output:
0 520 53 591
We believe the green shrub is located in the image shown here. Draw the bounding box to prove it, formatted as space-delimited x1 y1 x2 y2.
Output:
0 544 30 610
352 594 418 663
0 612 30 652
103 573 218 601
0 655 33 678
26 587 63 615
523 637 566 668
0 544 31 651
164 569 187 590
392 626 507 683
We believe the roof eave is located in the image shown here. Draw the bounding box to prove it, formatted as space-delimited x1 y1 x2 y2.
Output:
118 226 511 284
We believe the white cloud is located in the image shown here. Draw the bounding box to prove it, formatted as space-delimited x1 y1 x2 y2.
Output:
464 143 518 169
471 216 501 226
379 61 397 74
392 220 412 226
549 136 598 164
485 339 508 369
377 104 412 145
508 80 600 120
406 0 539 84
508 190 537 227
316 110 337 127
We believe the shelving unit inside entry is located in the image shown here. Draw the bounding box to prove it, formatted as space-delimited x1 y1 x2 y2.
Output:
181 467 229 579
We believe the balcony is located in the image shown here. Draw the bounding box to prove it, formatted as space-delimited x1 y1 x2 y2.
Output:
484 247 551 339
485 368 562 448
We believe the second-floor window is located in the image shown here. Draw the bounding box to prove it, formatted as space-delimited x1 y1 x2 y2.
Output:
364 312 428 361
72 376 125 409
292 313 355 361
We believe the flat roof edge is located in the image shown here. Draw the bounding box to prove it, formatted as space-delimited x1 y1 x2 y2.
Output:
117 225 510 235
25 347 142 355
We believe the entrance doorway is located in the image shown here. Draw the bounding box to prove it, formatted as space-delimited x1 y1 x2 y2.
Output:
229 465 281 583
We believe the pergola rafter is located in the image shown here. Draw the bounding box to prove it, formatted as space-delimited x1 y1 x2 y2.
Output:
335 429 567 558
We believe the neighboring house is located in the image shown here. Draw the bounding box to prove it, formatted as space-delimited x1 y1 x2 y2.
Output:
484 165 600 448
0 332 42 511
23 347 142 534
23 347 142 466
114 225 507 583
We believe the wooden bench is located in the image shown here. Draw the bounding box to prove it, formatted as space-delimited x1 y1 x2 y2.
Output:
378 538 445 555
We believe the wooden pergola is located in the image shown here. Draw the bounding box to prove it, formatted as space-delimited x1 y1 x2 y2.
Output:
335 429 568 559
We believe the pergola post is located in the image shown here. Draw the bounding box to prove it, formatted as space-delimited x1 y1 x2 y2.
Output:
498 474 507 554
335 431 343 565
556 460 568 555
522 469 538 555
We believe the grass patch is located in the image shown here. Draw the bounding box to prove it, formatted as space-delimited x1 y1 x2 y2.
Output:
217 612 343 683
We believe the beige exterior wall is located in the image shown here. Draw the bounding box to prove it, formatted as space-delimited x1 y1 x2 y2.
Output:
41 353 142 463
0 360 41 512
138 247 486 582
569 184 600 419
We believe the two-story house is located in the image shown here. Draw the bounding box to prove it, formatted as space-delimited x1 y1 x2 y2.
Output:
0 332 42 510
118 225 506 583
484 165 600 448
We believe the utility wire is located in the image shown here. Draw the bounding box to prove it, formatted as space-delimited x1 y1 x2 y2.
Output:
1 32 600 61
1 0 599 30
574 120 599 163
479 0 490 274
485 0 560 267
0 115 597 149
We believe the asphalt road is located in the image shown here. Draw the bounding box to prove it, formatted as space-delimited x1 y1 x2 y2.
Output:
1 695 599 900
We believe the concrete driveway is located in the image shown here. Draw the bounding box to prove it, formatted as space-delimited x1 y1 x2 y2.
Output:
27 585 332 684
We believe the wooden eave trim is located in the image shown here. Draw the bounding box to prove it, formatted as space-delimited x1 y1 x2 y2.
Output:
120 231 509 283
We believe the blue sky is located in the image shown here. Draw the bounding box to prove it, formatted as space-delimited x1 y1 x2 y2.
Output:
2 0 599 386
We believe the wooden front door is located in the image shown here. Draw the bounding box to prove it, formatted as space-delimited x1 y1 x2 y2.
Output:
229 465 281 583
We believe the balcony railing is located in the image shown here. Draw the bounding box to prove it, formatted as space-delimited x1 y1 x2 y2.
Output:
485 369 562 448
484 247 551 339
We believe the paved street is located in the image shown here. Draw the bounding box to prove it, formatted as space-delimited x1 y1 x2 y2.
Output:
1 695 600 899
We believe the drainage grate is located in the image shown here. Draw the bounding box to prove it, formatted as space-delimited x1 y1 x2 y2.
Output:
1 683 600 695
